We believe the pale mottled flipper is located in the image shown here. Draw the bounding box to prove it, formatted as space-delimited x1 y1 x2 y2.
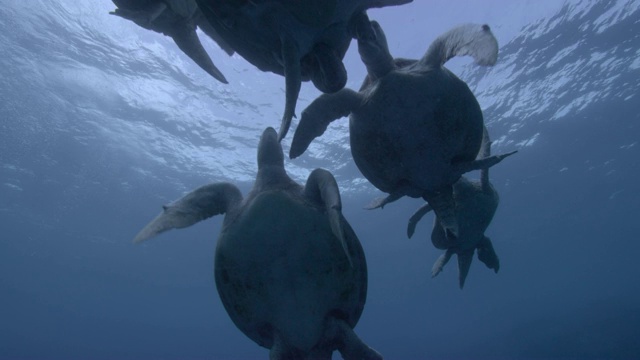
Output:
457 250 474 289
132 182 242 243
477 236 500 273
278 34 302 142
290 88 362 158
420 23 499 68
304 169 352 267
407 203 433 238
432 249 454 278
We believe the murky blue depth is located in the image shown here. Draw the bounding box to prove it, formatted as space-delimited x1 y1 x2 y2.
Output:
1 1 639 359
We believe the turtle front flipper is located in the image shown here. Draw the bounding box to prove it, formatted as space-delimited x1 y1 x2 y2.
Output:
432 249 454 278
132 182 242 243
110 1 168 26
290 88 362 158
357 20 395 81
420 23 499 68
277 33 302 142
195 16 235 56
169 21 229 84
477 236 500 273
407 203 433 239
304 169 353 267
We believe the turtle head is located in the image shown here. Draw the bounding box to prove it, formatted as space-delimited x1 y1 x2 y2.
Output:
357 21 394 80
257 127 285 170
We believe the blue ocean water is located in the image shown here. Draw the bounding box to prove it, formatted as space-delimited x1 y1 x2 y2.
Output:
1 1 639 359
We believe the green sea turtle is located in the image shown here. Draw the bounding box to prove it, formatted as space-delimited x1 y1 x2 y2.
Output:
407 128 514 288
195 0 412 141
110 0 233 83
133 127 380 360
291 22 512 238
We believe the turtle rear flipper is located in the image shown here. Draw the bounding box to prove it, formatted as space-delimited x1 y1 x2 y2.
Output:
457 250 474 289
477 236 500 273
453 150 517 176
132 182 242 243
432 249 454 278
423 185 458 239
290 88 362 158
364 191 404 210
406 203 432 239
325 317 383 360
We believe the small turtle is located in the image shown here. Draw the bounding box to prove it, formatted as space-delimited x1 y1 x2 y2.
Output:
133 127 380 360
195 0 412 141
291 22 514 238
110 0 233 83
407 128 514 288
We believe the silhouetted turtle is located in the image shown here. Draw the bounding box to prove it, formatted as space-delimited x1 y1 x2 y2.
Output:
407 128 514 288
291 22 511 238
195 0 412 141
110 0 232 83
133 127 380 360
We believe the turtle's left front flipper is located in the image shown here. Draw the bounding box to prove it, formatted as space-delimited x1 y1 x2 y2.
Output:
169 21 229 84
133 182 242 243
304 169 352 267
290 88 362 158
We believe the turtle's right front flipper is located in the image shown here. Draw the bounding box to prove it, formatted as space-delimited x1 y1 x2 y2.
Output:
133 182 243 243
304 168 352 267
290 88 362 159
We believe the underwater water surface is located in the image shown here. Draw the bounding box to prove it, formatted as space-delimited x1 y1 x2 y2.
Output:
1 0 640 359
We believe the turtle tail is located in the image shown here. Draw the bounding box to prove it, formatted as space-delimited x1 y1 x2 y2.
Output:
419 23 499 68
